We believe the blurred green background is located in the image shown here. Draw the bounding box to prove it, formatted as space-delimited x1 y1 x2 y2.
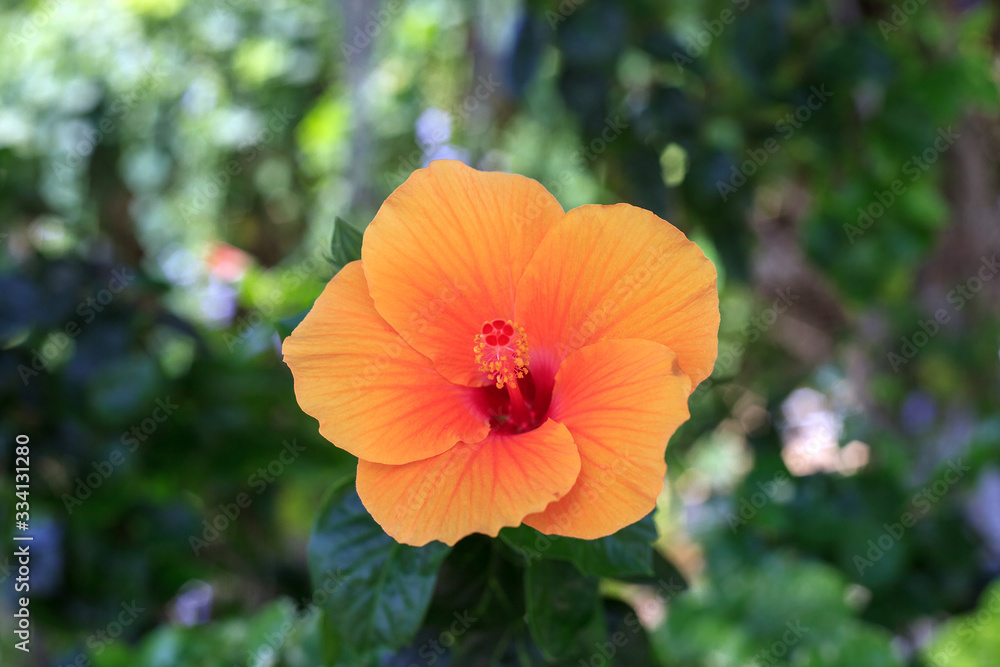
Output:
1 0 999 665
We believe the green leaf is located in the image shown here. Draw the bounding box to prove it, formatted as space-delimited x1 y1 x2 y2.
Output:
500 514 657 579
307 480 450 657
319 611 343 666
276 309 308 339
603 598 654 666
622 550 689 596
329 217 363 270
424 535 524 630
524 558 601 659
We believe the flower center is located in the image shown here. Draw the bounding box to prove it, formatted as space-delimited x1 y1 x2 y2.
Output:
474 319 529 389
474 319 533 429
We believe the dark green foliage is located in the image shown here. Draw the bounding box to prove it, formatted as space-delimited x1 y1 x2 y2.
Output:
307 482 450 658
328 217 364 271
501 514 657 578
2 0 998 665
524 558 602 659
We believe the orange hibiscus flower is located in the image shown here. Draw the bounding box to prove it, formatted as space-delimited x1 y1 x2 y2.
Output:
283 160 718 546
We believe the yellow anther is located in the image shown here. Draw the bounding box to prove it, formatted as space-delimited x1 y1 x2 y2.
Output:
473 319 530 388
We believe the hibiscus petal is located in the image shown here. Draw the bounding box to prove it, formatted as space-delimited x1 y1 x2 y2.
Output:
362 159 564 386
523 339 691 539
357 419 581 546
282 261 489 465
516 203 719 390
